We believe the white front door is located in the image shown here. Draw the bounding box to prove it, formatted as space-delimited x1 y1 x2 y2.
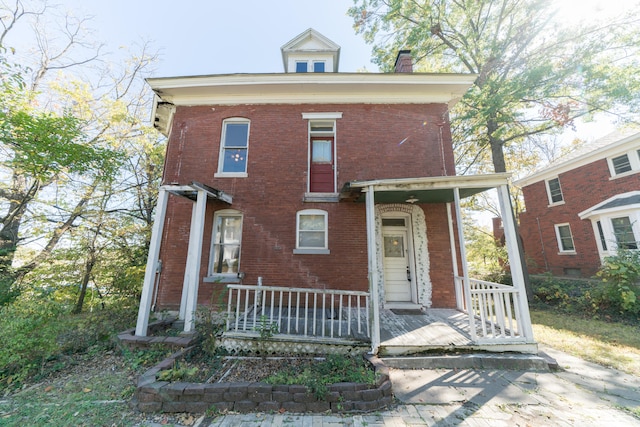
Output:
382 217 414 302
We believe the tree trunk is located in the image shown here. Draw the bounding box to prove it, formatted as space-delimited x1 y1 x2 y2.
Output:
487 119 534 302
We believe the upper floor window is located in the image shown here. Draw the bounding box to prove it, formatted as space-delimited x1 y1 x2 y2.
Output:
555 223 575 253
611 216 638 249
546 177 564 204
293 209 329 254
313 61 325 72
209 210 243 277
611 154 632 175
295 61 326 73
296 61 308 73
216 118 250 177
608 150 640 178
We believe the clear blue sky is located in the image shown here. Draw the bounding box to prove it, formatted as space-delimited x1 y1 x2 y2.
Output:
64 0 379 77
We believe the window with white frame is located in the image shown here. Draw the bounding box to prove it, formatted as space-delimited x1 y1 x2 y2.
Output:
546 177 564 204
209 210 243 276
216 118 250 176
294 209 329 254
555 223 575 253
608 150 640 177
611 216 638 249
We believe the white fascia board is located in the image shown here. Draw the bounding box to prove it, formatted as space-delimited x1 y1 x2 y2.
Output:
146 73 476 106
515 131 640 188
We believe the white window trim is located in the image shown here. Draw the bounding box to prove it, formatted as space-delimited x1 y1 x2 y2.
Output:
302 112 343 120
554 223 576 254
215 117 250 178
545 177 564 206
607 149 640 179
206 209 243 282
294 209 329 255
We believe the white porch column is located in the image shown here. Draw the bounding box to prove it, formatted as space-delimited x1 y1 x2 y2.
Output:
453 187 477 341
365 185 381 354
182 190 207 333
447 202 463 310
135 187 169 336
179 203 199 320
496 184 534 340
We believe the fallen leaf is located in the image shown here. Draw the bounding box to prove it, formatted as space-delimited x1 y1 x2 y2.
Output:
83 388 91 393
44 386 53 392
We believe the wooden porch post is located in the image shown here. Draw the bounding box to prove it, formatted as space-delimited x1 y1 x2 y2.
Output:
135 187 169 336
496 184 534 340
179 203 199 321
453 187 477 341
447 202 463 310
182 189 207 333
365 185 381 354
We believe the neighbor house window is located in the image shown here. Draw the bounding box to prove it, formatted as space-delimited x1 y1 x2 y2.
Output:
596 220 608 251
216 118 249 176
209 210 243 275
611 216 638 249
294 209 329 254
546 177 564 204
611 154 632 175
555 224 575 253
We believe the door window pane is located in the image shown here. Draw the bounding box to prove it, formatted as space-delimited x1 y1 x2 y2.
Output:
384 236 404 258
312 139 332 163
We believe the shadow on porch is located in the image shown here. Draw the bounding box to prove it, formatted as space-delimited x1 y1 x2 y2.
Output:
379 308 538 356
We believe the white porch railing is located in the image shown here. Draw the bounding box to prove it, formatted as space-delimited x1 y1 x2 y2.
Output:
455 276 527 342
225 284 371 341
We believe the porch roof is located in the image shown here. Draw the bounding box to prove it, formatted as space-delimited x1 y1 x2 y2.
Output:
163 181 233 204
340 173 511 203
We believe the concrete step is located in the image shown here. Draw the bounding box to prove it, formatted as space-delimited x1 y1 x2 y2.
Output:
381 352 554 371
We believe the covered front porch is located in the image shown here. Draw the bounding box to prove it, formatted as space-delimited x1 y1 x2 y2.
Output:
134 173 536 356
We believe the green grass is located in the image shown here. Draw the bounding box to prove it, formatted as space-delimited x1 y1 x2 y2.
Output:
531 308 640 376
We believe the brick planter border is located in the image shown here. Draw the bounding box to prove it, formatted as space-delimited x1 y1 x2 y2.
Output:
133 349 392 414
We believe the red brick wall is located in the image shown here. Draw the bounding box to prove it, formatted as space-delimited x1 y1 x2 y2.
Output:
155 103 458 309
519 158 640 277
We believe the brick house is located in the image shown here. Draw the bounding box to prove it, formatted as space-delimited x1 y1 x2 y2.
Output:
134 29 536 355
516 129 640 278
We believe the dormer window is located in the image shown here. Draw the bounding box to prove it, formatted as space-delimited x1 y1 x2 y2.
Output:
313 61 325 72
296 61 308 73
281 28 340 73
295 61 327 73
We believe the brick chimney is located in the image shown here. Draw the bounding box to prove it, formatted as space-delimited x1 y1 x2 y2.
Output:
394 50 413 73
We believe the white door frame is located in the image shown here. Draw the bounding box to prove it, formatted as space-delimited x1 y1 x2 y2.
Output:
381 211 419 307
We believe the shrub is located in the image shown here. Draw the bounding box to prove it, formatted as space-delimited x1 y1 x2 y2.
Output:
595 250 640 315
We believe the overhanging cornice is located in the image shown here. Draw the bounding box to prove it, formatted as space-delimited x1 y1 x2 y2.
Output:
146 72 476 106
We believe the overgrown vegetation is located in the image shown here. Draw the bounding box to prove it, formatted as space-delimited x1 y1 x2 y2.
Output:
528 251 640 322
265 354 377 399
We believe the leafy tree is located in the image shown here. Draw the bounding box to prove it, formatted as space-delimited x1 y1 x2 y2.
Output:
0 0 161 306
349 0 640 174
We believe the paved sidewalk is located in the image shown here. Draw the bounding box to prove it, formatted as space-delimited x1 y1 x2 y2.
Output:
142 345 640 426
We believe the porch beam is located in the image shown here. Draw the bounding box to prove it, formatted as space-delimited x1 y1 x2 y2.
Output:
365 185 381 354
182 189 207 333
135 188 169 336
453 187 477 341
496 184 534 340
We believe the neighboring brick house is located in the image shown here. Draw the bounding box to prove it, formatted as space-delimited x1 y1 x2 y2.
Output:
134 29 535 354
516 129 640 278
